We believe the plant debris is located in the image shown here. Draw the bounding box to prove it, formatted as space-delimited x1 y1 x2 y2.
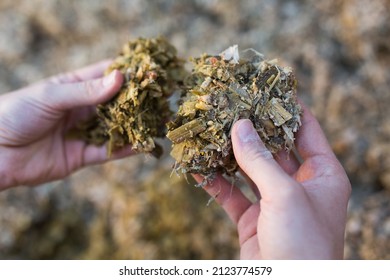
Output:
72 37 186 157
167 45 302 180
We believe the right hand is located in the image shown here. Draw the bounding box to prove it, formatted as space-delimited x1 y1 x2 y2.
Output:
194 104 351 259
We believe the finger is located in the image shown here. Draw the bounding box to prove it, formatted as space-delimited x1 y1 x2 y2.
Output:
192 174 252 224
36 70 123 111
232 119 298 200
65 106 96 131
63 140 133 173
294 102 350 192
47 60 113 84
238 168 261 200
295 102 334 161
236 203 260 249
274 149 300 176
82 143 134 166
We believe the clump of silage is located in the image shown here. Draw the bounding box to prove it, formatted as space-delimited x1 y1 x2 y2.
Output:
73 37 186 157
167 45 302 181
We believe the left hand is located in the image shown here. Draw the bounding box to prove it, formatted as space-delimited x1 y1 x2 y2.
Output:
0 61 133 190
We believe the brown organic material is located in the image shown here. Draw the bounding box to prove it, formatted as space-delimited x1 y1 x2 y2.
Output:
72 37 186 157
167 45 302 180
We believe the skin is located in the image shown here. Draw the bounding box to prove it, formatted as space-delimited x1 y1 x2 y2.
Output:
194 105 351 259
0 61 133 190
0 61 350 259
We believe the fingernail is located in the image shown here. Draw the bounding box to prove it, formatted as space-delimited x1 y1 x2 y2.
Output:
102 71 116 87
236 119 260 143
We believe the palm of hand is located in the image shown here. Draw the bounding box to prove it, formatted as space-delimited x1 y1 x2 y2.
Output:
0 93 92 186
0 61 130 188
238 156 348 259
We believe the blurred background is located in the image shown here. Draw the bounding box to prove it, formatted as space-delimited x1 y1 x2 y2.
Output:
0 0 389 259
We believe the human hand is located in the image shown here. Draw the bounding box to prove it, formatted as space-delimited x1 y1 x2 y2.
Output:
193 104 351 259
0 61 133 190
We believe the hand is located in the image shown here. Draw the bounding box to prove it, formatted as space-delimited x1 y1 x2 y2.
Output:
193 104 351 259
0 61 133 190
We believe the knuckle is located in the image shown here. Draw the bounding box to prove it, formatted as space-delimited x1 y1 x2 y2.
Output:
81 80 98 100
245 145 274 163
52 71 84 84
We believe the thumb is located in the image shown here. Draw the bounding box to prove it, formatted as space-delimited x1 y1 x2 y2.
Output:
37 70 123 110
232 119 298 200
